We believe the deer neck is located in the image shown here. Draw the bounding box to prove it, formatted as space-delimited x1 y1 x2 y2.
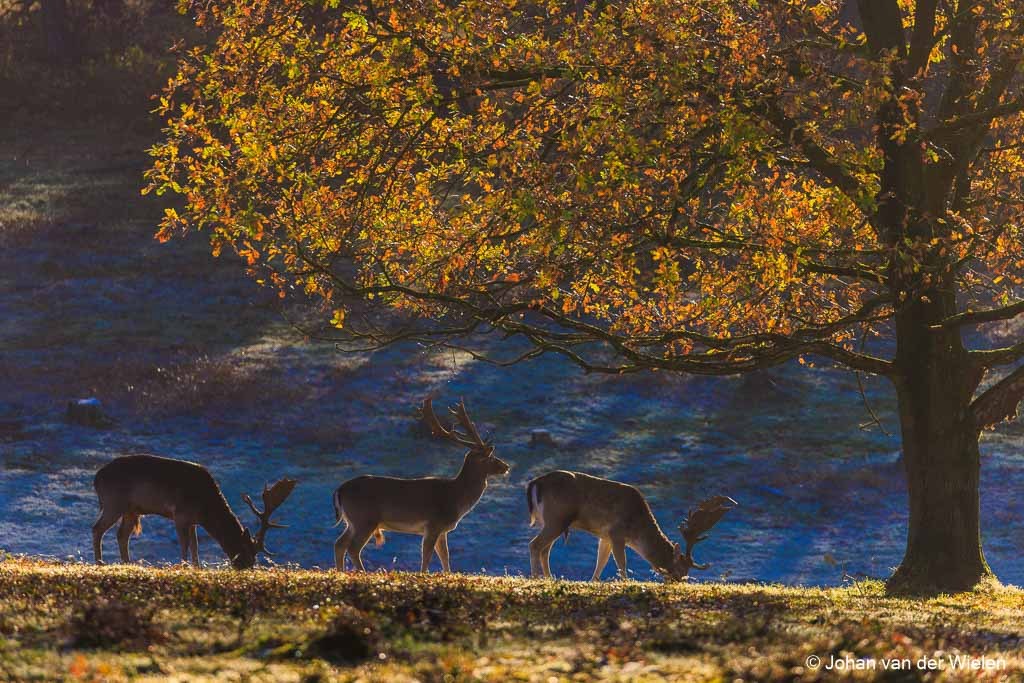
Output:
199 497 248 558
633 517 677 575
452 457 489 512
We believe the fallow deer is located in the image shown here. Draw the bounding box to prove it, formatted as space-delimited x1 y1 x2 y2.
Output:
92 454 296 569
526 470 735 581
332 397 509 572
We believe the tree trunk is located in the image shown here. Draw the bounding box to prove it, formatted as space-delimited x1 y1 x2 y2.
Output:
887 292 992 593
40 0 71 64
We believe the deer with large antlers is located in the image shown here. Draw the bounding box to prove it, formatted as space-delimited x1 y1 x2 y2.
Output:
92 455 296 569
332 397 509 572
526 470 735 581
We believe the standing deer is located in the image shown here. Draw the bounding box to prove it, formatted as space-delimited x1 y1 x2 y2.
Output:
92 454 296 569
526 470 735 581
332 397 509 573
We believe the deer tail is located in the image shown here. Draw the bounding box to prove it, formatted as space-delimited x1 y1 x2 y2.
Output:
331 488 345 527
526 480 538 527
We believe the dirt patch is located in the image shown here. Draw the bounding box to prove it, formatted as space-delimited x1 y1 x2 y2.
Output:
66 598 164 650
305 605 380 664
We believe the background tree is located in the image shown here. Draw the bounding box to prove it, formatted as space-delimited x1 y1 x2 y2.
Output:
39 0 71 63
147 0 1024 592
22 0 130 64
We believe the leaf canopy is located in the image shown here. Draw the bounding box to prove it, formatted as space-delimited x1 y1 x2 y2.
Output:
147 0 1024 376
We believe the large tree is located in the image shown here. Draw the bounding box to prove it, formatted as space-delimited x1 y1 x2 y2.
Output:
147 0 1024 592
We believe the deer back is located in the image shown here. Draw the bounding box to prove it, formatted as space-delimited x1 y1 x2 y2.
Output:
95 455 247 548
335 473 467 528
530 470 665 539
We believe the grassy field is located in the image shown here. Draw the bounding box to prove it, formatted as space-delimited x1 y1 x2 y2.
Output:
0 557 1021 682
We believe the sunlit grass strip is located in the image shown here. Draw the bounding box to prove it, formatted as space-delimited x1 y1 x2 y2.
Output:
1 556 1022 682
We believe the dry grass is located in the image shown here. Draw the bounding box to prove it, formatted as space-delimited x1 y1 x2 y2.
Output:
117 352 314 418
0 122 157 244
0 556 1022 681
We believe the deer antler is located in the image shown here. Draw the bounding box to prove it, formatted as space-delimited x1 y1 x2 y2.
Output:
243 477 297 555
449 399 486 446
419 397 486 449
679 495 736 570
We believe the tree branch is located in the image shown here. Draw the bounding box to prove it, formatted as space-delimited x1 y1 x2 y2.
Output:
925 96 1024 139
747 99 873 211
856 0 907 58
933 300 1024 329
907 0 938 75
972 365 1024 429
805 343 896 376
970 341 1024 368
309 264 899 377
659 233 886 282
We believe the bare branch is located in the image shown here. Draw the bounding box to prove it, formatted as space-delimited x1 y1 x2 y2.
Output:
972 365 1024 429
805 343 896 376
933 300 1024 329
970 341 1024 368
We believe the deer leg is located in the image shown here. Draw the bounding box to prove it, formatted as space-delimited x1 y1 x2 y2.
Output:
92 508 119 565
189 526 199 566
175 520 192 565
116 514 138 563
591 538 612 581
434 533 451 573
420 530 441 573
333 526 353 571
529 527 562 578
611 539 628 580
541 539 558 578
347 527 375 572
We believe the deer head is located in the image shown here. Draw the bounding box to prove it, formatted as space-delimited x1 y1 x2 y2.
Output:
420 397 509 476
664 495 736 581
234 478 297 568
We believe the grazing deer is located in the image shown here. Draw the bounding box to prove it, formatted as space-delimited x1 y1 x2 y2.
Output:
332 397 509 572
92 454 296 569
526 470 735 581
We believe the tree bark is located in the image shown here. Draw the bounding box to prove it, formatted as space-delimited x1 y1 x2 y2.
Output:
857 0 993 593
40 0 71 64
887 292 992 593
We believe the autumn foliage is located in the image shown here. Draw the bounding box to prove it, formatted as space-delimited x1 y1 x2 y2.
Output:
148 0 1024 591
148 0 1021 371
